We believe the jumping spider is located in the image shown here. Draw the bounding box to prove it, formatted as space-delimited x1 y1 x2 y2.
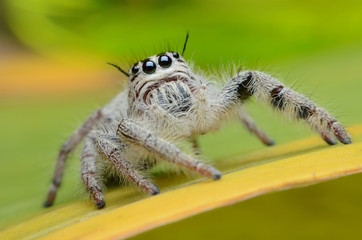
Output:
44 35 352 209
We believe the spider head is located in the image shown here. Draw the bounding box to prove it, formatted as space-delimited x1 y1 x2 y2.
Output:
127 51 194 102
128 51 191 81
128 32 190 83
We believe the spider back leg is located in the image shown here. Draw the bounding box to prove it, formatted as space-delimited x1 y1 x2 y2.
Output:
44 108 103 207
81 136 106 209
237 106 275 146
189 137 201 155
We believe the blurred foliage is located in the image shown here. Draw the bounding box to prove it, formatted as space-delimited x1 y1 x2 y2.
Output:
4 0 362 63
1 0 362 238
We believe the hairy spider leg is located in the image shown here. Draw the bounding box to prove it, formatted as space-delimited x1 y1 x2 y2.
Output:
117 119 222 180
220 71 351 145
189 137 201 155
44 109 103 207
237 106 275 146
81 137 106 209
96 134 160 197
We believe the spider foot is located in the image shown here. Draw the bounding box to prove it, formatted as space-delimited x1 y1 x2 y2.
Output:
43 201 53 208
331 121 352 144
96 200 106 209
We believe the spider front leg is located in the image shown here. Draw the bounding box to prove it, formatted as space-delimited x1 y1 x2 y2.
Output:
117 119 221 180
96 134 160 196
220 70 352 144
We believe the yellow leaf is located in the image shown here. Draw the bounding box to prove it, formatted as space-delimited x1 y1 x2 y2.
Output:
2 124 362 240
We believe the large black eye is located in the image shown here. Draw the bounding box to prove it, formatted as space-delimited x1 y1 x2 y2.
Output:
131 65 139 74
172 52 180 58
158 55 172 68
142 60 156 74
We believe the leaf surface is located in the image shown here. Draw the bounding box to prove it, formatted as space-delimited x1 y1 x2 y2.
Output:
2 125 362 240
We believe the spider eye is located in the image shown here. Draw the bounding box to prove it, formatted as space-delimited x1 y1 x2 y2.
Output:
172 52 180 58
158 55 172 68
131 65 139 74
142 60 156 74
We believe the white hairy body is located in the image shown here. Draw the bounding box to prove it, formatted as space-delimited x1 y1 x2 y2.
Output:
44 48 351 209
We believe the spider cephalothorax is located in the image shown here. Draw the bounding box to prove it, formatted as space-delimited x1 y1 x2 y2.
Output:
44 36 351 209
127 51 195 112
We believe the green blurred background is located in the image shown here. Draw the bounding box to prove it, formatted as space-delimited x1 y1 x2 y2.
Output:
1 0 362 238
